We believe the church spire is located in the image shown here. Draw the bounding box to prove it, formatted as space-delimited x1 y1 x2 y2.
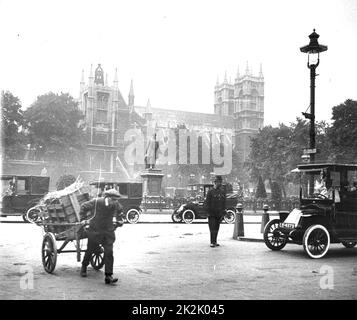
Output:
224 71 228 83
113 68 118 88
245 61 250 75
89 64 94 85
81 69 85 84
144 99 153 121
259 63 264 78
145 99 152 114
236 66 240 80
128 79 135 110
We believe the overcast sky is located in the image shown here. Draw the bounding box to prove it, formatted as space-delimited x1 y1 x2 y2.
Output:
1 0 357 127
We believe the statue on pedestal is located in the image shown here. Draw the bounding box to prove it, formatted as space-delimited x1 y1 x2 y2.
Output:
144 133 159 170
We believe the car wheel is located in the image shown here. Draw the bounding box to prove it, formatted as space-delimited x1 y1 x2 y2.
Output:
341 241 357 248
182 209 195 224
223 209 236 224
303 224 330 259
263 219 287 251
171 210 183 223
126 209 140 224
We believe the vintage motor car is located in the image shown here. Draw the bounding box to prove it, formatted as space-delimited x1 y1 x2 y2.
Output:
89 181 143 224
0 175 50 222
171 183 237 224
263 163 357 258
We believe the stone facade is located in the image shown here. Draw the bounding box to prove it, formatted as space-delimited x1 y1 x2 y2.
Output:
214 62 264 161
78 63 264 182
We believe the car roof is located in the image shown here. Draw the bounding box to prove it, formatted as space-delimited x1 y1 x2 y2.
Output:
294 163 357 173
89 181 141 185
1 175 49 179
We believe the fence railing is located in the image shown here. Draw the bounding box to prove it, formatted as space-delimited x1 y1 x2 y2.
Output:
141 196 300 212
242 198 300 212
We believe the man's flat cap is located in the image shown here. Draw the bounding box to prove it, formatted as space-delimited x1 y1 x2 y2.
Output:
104 189 121 198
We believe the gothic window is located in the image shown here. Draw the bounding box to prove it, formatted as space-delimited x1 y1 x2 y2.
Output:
96 110 108 123
251 119 258 128
93 132 108 145
97 92 109 110
229 104 234 115
250 89 259 110
84 93 88 117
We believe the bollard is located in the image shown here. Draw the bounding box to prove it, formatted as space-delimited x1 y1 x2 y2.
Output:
233 203 244 239
260 204 270 233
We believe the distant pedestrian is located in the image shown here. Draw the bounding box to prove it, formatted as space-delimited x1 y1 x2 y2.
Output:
79 189 124 284
204 175 226 247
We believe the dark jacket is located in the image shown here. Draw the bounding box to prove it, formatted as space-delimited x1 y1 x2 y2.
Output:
204 186 226 217
80 197 123 232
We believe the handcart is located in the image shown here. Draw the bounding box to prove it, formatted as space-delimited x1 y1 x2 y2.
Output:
34 181 104 274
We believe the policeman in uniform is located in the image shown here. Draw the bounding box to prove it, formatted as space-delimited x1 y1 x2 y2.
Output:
204 175 226 247
79 189 124 284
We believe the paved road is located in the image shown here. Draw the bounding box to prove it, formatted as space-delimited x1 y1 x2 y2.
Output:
0 215 356 300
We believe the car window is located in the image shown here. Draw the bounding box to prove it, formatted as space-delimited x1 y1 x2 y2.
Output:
330 171 340 187
17 179 29 194
347 170 357 190
1 178 15 196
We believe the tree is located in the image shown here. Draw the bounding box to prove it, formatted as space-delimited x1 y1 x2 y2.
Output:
248 118 330 197
328 99 357 162
255 175 267 199
24 92 86 163
271 181 281 203
1 91 28 158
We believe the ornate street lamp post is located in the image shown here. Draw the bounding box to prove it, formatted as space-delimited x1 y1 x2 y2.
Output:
300 29 327 194
300 29 328 164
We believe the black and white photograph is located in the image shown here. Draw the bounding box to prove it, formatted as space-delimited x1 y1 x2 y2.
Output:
1 0 357 308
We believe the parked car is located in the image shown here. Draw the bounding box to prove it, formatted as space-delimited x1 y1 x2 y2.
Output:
171 183 237 224
0 175 50 222
89 181 143 224
172 187 188 207
263 163 357 258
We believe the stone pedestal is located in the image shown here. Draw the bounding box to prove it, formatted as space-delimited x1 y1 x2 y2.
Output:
140 168 164 197
141 168 165 212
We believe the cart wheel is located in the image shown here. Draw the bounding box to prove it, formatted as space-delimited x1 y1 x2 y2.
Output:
171 210 183 223
303 224 330 259
90 245 104 270
263 219 287 251
182 209 195 224
42 233 57 273
126 209 140 224
342 241 357 248
223 209 236 224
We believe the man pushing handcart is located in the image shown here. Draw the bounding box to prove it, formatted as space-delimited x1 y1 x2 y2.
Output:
32 179 124 285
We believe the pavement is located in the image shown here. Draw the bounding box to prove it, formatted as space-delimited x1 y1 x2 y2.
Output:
1 211 356 300
139 209 277 241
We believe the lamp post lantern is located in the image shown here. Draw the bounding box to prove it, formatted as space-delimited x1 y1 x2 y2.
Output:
300 29 328 165
300 29 327 195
